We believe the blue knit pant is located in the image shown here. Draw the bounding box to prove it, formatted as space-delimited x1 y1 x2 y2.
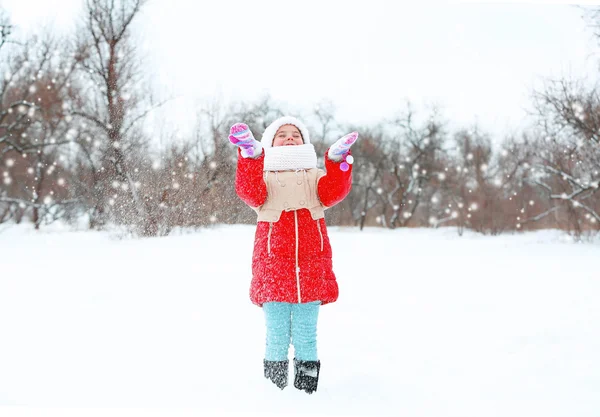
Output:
263 301 321 362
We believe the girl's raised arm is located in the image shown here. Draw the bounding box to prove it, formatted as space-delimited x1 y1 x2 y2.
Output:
230 123 267 208
318 132 359 207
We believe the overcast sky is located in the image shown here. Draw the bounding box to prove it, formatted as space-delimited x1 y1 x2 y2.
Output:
2 0 600 141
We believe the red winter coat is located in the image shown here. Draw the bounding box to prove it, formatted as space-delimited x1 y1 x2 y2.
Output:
235 149 352 307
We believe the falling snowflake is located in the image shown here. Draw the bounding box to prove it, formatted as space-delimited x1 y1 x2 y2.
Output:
66 129 78 141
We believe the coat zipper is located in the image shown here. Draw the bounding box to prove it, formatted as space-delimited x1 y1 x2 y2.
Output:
316 219 323 251
267 222 273 254
294 210 301 303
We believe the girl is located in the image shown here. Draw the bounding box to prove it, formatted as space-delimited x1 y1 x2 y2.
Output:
229 116 358 394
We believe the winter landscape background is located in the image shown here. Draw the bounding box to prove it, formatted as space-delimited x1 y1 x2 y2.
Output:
1 1 600 416
0 1 599 235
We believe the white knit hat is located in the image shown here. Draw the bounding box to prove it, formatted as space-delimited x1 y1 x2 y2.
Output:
260 116 311 149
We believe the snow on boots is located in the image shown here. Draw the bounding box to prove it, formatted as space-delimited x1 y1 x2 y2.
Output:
293 359 320 394
264 359 288 389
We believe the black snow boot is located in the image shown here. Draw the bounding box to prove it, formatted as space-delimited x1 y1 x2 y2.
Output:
293 358 320 394
264 359 288 389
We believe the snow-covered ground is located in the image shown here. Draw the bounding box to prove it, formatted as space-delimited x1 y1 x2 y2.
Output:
0 224 599 417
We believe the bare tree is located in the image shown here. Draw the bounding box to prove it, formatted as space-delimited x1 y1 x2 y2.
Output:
529 78 600 235
0 10 82 227
72 0 166 235
351 106 449 230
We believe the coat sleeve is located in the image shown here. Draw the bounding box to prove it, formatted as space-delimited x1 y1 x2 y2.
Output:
235 148 267 208
317 148 353 208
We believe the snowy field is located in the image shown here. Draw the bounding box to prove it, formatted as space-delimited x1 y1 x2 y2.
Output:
0 224 599 417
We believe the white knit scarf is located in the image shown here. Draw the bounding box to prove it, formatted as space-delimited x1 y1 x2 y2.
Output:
263 144 318 171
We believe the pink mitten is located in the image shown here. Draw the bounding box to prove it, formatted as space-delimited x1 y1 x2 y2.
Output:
229 123 263 158
328 132 358 171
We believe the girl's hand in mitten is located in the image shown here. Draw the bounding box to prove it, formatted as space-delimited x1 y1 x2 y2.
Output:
327 131 358 171
229 123 263 158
